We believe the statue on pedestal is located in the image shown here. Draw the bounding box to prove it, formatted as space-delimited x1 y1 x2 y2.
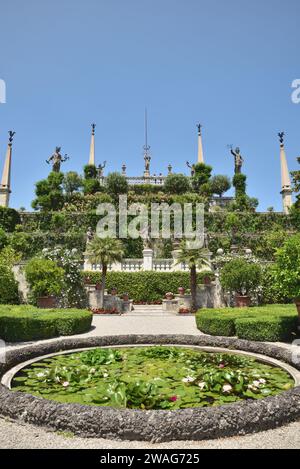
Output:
46 147 69 173
98 161 106 177
229 146 244 174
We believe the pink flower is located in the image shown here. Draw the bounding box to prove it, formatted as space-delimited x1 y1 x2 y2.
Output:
218 363 225 368
169 395 178 402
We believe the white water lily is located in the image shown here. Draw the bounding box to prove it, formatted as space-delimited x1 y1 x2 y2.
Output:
182 376 195 383
222 384 233 393
252 380 261 387
259 378 266 384
36 372 45 378
103 373 109 378
247 384 258 391
62 381 69 387
198 381 206 390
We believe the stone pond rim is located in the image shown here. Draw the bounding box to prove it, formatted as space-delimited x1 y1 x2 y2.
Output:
1 334 300 443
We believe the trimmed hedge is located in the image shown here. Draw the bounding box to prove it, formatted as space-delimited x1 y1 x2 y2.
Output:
83 271 193 302
0 305 92 342
196 305 298 342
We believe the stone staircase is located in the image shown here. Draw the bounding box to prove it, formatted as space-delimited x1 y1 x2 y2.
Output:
125 304 174 316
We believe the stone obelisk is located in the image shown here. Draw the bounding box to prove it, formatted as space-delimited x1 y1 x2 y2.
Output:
278 132 292 214
88 123 96 166
0 131 15 208
197 123 204 163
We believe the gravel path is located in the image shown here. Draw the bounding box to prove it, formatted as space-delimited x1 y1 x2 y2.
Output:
0 417 300 449
2 311 300 449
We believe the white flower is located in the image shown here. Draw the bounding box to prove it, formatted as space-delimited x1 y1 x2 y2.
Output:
62 381 69 387
198 381 206 390
36 372 45 378
247 384 258 391
252 380 261 387
182 376 195 383
259 378 266 384
103 373 109 378
222 384 233 394
90 368 96 374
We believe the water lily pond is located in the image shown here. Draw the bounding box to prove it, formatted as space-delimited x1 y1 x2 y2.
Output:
12 346 294 410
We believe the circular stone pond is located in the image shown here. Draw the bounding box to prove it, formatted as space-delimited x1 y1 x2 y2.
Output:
1 334 300 442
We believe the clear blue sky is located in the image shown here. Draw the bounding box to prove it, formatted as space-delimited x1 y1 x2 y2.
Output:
0 0 300 211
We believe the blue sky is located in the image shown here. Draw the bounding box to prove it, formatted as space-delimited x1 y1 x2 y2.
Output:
0 0 300 211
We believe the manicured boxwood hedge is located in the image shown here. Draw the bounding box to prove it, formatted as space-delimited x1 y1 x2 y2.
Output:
0 305 92 342
83 271 216 302
196 305 298 342
83 271 192 302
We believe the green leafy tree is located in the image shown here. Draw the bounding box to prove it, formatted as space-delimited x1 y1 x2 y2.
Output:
232 173 247 197
0 228 8 250
25 258 65 302
164 173 191 194
220 258 261 296
32 172 65 211
86 237 124 305
83 178 102 195
63 171 82 196
209 175 231 197
8 232 32 259
176 240 210 311
106 172 128 198
273 233 300 302
191 163 212 192
291 157 300 208
84 164 98 179
0 247 20 304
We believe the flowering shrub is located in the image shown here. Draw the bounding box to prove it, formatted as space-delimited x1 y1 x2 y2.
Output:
41 247 87 308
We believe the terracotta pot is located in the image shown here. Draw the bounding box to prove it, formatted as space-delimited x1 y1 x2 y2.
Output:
294 298 300 318
37 296 57 309
111 288 118 296
178 287 185 296
123 293 129 301
235 294 251 308
203 276 212 285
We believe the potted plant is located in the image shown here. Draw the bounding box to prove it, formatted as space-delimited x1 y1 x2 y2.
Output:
273 234 300 319
199 271 214 285
25 258 65 308
111 287 118 296
178 287 185 296
220 258 261 307
165 292 174 300
178 306 191 314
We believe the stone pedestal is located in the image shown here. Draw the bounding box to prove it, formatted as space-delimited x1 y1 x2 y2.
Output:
88 287 103 309
162 299 179 313
171 249 182 271
103 294 123 313
143 248 153 271
175 294 192 310
123 300 133 313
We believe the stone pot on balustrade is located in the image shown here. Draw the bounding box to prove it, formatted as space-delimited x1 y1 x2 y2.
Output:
178 287 185 296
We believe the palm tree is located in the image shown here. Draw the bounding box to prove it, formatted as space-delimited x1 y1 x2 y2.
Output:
86 237 124 305
176 240 211 312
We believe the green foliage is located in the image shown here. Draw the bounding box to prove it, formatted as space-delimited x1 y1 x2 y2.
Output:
196 305 298 341
0 247 20 304
232 173 247 197
191 163 212 192
0 206 21 231
63 171 82 195
83 178 102 195
41 247 87 308
220 258 261 295
0 228 8 249
25 258 65 301
84 165 98 179
105 172 128 198
164 173 191 194
32 172 65 211
0 305 92 342
272 233 300 300
8 231 32 258
130 184 163 195
12 346 294 408
209 175 231 197
83 271 192 302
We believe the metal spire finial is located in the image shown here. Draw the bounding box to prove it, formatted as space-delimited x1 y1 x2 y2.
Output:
143 108 150 154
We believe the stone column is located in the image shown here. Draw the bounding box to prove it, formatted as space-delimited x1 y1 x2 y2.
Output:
143 248 153 271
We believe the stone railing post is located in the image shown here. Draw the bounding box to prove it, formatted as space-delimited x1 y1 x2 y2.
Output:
143 248 153 271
